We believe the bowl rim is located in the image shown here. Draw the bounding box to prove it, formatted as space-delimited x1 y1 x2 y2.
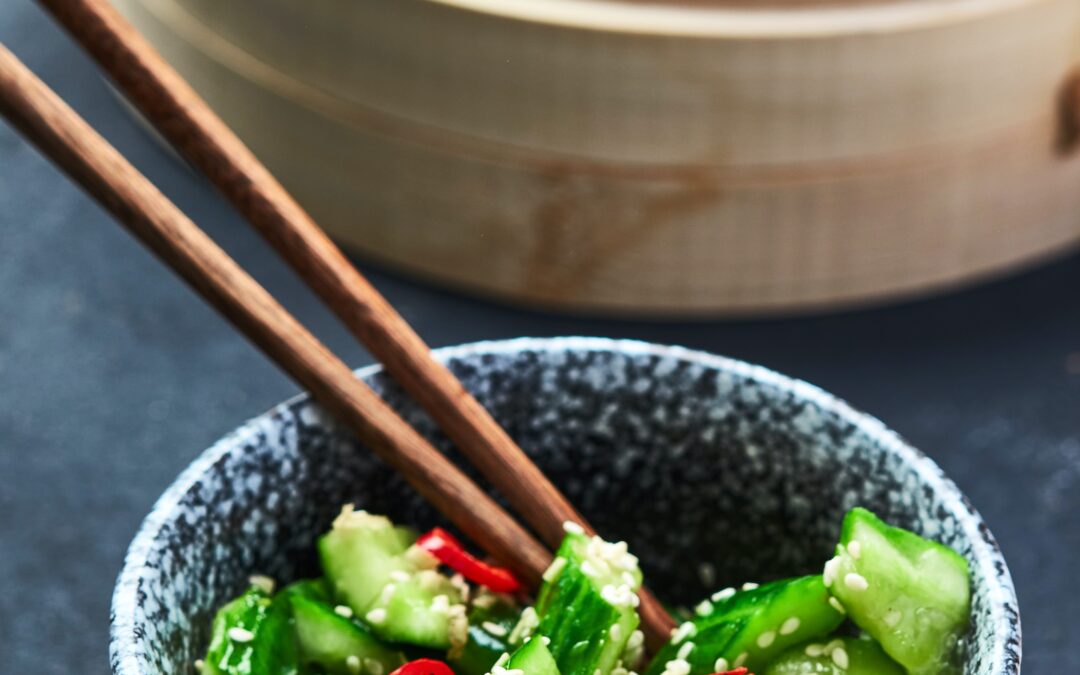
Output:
430 0 1044 39
110 336 1020 675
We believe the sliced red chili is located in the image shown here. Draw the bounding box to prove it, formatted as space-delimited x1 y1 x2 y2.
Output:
712 668 749 675
416 527 523 594
389 659 455 675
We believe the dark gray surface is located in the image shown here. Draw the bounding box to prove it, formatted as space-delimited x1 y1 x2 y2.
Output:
0 3 1075 674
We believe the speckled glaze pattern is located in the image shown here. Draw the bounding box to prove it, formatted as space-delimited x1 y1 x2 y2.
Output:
110 338 1020 675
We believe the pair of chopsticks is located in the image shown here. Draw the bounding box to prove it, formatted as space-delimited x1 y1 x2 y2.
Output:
0 0 675 648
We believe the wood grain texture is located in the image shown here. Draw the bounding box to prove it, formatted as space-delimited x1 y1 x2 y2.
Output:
110 0 1080 315
32 0 674 645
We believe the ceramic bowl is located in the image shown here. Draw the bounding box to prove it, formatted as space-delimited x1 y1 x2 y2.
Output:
109 337 1020 674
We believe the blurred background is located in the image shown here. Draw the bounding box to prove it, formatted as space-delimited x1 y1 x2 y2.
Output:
2 0 1079 673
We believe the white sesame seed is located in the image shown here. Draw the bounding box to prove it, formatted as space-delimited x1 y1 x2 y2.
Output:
713 658 728 672
543 557 567 582
248 575 275 595
563 521 585 535
825 639 845 654
733 652 748 668
335 605 355 618
671 622 697 644
581 560 601 577
346 655 362 675
377 584 397 606
227 627 254 643
542 636 551 646
779 617 800 635
389 570 411 582
832 647 849 670
711 587 736 602
823 556 841 587
365 657 385 675
494 653 511 669
508 607 539 643
741 582 759 591
622 572 637 587
661 659 691 675
804 644 824 658
884 609 903 627
194 659 205 671
610 624 622 641
695 600 714 616
677 642 694 660
844 573 869 592
431 594 451 613
848 540 862 560
627 630 645 650
483 621 508 637
757 631 776 648
365 608 387 625
828 597 846 615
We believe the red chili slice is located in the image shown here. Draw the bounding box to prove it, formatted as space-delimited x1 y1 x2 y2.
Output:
416 527 523 593
389 659 456 675
712 669 749 675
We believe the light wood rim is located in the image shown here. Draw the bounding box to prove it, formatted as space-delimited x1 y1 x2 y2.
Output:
432 0 1045 38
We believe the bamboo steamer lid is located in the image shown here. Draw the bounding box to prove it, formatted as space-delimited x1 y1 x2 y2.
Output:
115 0 1080 315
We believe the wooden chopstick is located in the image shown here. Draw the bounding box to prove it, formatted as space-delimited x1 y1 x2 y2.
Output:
35 0 675 645
0 41 548 587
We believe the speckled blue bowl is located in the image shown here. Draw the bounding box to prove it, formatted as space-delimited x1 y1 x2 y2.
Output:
110 338 1020 675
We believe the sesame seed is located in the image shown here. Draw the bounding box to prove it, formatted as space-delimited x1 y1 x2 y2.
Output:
695 600 714 616
581 560 601 577
832 647 849 670
733 652 748 668
494 653 511 669
335 605 355 618
248 575 275 595
713 658 729 672
828 597 846 615
365 608 387 625
661 659 691 675
194 659 205 671
711 587 736 602
610 624 622 641
741 582 759 591
677 642 694 660
622 572 637 587
542 636 551 646
844 573 869 592
779 617 800 635
508 607 539 643
805 644 824 658
431 594 451 613
563 521 585 535
483 621 508 637
757 630 776 648
389 570 411 582
365 657 385 675
884 609 902 627
825 639 845 654
823 556 841 587
848 540 862 560
346 655 361 675
671 622 697 644
227 627 254 643
543 557 568 582
627 630 645 650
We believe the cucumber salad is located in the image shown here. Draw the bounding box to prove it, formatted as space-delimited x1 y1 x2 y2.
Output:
198 506 970 675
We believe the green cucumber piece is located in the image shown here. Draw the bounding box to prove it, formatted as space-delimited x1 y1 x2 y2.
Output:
507 638 561 675
290 594 406 675
534 529 642 675
281 578 333 604
764 636 905 675
645 576 844 675
826 508 970 675
319 508 465 650
451 595 522 675
202 586 300 675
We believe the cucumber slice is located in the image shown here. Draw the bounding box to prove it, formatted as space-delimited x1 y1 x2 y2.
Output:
281 578 333 604
534 529 642 675
319 507 466 650
506 638 561 675
645 576 844 675
290 594 406 675
826 508 970 675
452 594 521 675
764 636 905 675
202 586 300 675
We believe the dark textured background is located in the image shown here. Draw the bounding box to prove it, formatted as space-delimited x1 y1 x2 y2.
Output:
1 3 1076 673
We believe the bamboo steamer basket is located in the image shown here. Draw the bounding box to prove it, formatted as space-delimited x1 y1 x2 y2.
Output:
114 0 1080 315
